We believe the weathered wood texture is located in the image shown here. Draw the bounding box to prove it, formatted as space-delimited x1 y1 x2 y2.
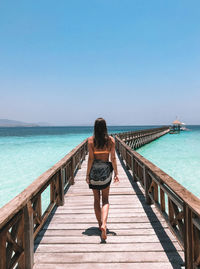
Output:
33 156 184 269
116 133 200 269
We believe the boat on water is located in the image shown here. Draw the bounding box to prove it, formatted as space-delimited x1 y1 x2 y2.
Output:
180 122 189 131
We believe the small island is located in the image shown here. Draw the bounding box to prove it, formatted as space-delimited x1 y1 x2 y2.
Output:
0 119 39 127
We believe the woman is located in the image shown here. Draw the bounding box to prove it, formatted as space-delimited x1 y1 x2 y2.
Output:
86 118 119 240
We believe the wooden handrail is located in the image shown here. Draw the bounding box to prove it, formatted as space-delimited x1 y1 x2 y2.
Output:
112 126 169 150
0 138 88 269
113 126 169 139
115 135 200 269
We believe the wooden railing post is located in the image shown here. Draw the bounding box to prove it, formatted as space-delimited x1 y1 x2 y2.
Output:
131 154 134 178
58 168 64 206
83 145 86 160
184 203 194 269
143 166 151 205
131 155 137 182
78 151 82 169
70 156 75 185
160 188 165 212
119 143 122 158
125 150 129 170
50 176 55 203
168 199 173 223
24 201 34 269
0 229 7 269
119 143 121 156
86 142 88 155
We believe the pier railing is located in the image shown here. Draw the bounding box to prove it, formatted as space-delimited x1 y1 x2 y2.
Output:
115 134 200 269
0 139 88 269
113 126 169 150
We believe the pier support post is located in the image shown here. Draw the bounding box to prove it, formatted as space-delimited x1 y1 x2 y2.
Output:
78 152 82 169
143 166 151 205
83 145 86 160
131 155 136 182
55 170 64 206
119 144 122 158
70 156 75 185
24 201 34 269
184 203 194 269
59 168 65 206
0 229 7 269
125 150 130 170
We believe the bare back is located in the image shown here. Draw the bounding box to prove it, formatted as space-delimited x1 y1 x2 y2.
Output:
88 136 114 162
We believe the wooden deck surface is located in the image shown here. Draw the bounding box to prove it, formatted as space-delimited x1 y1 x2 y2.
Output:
33 154 185 269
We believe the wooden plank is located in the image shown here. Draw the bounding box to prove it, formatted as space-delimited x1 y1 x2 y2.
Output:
55 204 151 209
43 221 169 230
35 235 178 244
64 198 146 203
51 212 155 217
68 189 138 195
68 183 133 188
49 215 164 223
55 206 150 211
54 207 153 213
65 193 143 198
33 262 178 269
34 251 184 263
38 227 177 238
35 242 183 252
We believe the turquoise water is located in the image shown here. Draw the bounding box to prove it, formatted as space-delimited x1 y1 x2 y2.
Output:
0 125 156 208
137 126 200 199
1 125 199 208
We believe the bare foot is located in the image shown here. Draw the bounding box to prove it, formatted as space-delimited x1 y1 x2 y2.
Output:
101 226 107 240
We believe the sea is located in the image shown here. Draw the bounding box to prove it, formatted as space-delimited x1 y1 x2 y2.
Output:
0 125 199 208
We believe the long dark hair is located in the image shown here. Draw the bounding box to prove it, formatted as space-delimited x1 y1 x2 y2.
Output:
94 118 109 148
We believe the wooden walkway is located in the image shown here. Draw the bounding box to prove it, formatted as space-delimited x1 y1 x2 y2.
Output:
33 154 184 269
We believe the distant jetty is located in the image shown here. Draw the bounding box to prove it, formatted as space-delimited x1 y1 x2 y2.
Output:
169 119 188 134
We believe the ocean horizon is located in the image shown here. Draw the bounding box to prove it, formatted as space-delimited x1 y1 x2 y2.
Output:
0 125 200 208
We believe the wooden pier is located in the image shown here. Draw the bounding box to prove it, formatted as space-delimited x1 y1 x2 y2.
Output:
33 155 184 268
0 127 200 269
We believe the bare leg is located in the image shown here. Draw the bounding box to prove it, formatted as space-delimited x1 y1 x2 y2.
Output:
92 189 101 229
101 185 110 240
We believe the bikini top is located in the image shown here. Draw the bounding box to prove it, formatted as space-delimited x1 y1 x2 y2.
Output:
93 150 110 154
92 137 111 156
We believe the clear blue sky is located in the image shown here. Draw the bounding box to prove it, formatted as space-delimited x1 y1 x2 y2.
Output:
0 0 199 125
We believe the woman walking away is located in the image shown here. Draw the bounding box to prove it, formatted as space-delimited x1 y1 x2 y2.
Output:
86 118 119 241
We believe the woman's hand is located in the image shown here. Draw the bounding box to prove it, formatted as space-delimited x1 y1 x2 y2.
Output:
86 176 90 184
114 175 119 183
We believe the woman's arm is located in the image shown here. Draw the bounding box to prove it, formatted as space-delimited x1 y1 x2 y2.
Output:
86 138 94 184
110 137 119 182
